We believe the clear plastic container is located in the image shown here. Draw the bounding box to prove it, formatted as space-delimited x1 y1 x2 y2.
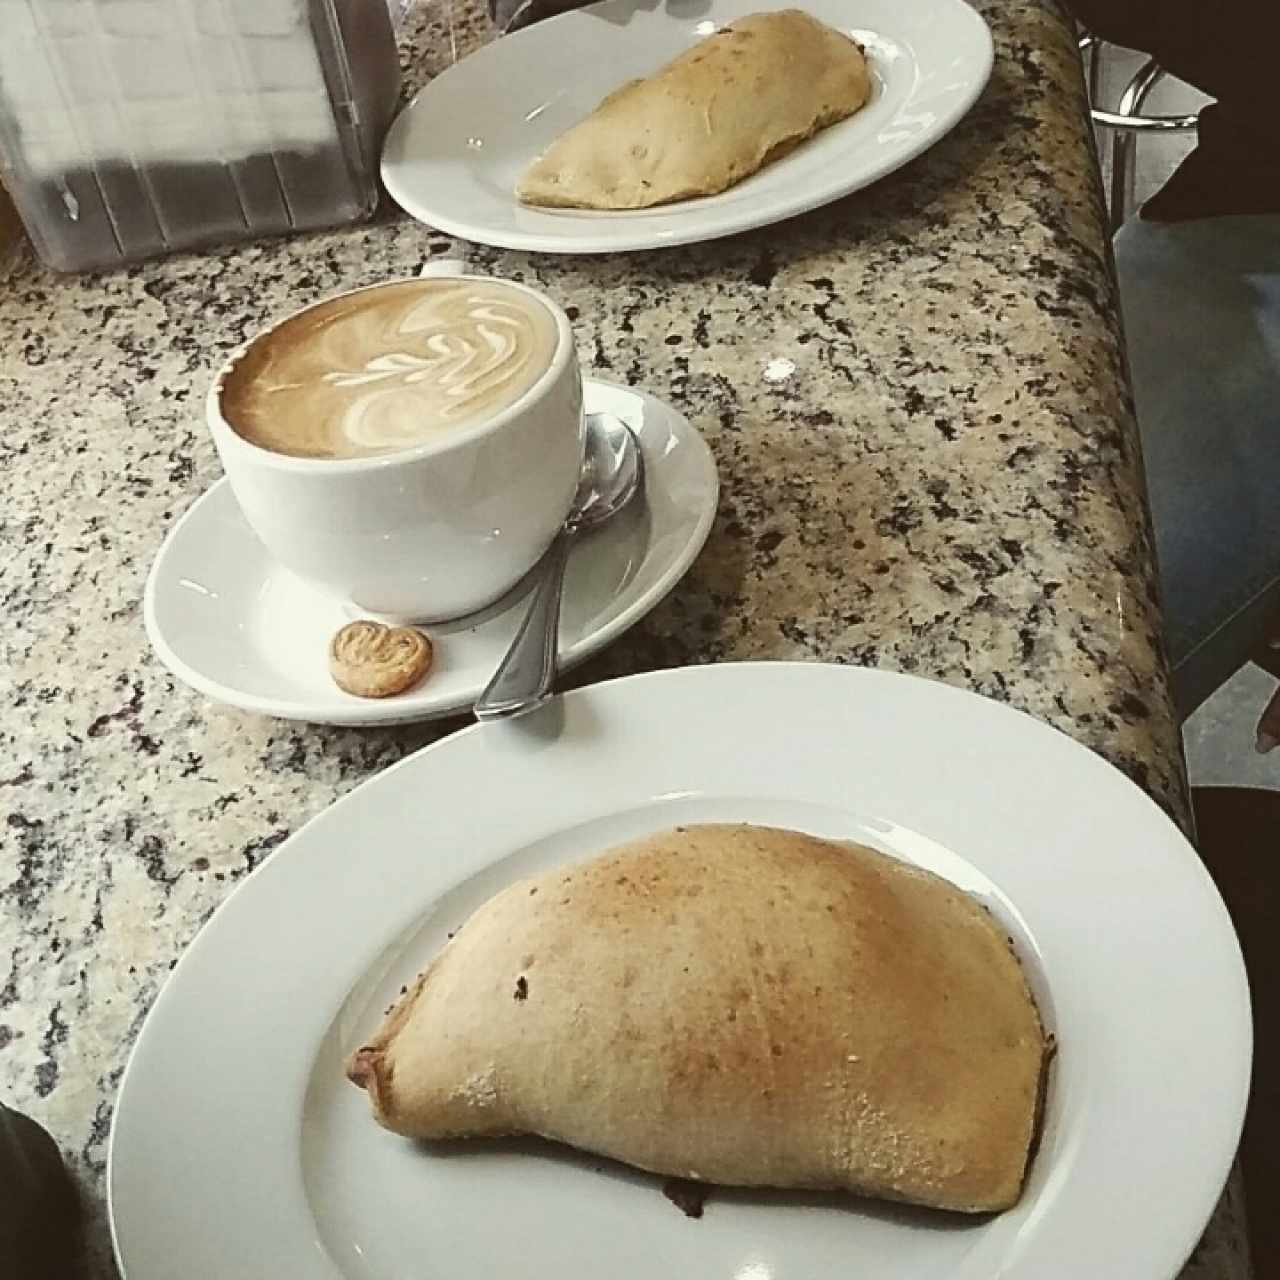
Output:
0 0 401 272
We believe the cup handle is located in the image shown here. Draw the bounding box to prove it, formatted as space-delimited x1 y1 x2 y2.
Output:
418 256 471 279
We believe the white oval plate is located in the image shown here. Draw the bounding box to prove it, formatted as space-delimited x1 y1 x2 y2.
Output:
380 0 994 254
109 663 1249 1280
143 379 717 726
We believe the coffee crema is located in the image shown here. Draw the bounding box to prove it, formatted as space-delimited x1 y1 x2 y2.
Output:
220 279 560 460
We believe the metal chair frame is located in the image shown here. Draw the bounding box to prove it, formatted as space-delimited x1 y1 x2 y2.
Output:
1078 33 1199 229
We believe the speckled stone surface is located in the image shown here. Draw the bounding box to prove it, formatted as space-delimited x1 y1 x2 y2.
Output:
0 0 1251 1275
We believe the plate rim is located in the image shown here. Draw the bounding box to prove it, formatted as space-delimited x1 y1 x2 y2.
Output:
108 661 1251 1280
142 378 718 726
379 0 995 254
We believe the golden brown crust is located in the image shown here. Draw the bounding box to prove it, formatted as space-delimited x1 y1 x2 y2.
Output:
329 621 432 698
516 11 872 210
346 825 1047 1212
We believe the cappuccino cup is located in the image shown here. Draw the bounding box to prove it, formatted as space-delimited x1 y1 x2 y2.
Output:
207 275 584 622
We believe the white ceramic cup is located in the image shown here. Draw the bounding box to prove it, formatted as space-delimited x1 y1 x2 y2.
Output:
206 275 584 623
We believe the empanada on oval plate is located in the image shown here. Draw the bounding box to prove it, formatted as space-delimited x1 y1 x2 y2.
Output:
516 11 872 209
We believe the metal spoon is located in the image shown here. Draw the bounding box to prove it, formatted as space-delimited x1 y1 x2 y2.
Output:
473 413 644 721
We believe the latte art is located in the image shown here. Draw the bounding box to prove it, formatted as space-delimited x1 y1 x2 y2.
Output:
221 280 560 460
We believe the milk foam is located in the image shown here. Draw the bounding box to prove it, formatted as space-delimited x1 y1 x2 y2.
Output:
221 280 560 460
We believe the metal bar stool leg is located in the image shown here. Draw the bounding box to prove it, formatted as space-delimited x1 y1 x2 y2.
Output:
1086 37 1103 113
1110 132 1136 231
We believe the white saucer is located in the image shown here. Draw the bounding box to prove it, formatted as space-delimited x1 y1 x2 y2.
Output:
144 380 718 726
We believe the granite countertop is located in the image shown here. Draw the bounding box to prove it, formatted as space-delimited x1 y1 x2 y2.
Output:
0 0 1251 1275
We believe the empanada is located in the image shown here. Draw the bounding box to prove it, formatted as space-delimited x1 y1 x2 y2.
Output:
516 11 872 210
348 824 1048 1213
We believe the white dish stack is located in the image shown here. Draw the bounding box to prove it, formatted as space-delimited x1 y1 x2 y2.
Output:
0 0 401 271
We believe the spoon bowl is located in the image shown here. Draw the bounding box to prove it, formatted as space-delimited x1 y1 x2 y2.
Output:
473 413 644 720
574 412 644 532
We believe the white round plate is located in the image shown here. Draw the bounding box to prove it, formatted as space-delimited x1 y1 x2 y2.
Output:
380 0 994 254
109 663 1250 1280
143 379 717 726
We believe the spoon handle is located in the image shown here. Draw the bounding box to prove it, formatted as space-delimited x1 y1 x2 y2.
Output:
474 527 575 721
